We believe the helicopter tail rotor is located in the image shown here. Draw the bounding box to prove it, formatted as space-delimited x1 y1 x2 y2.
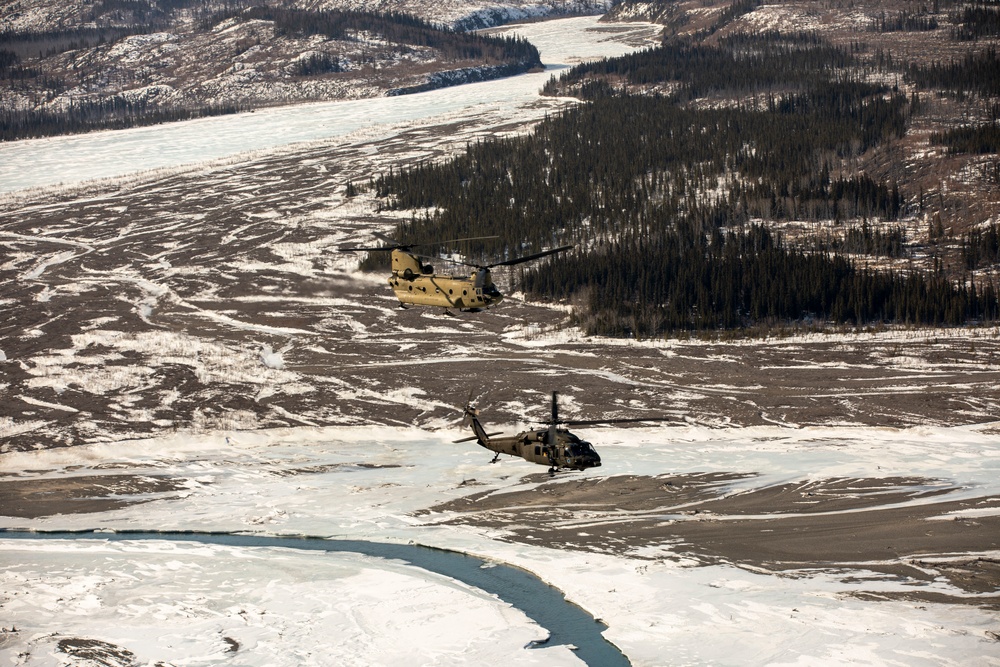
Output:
455 392 497 448
461 403 479 428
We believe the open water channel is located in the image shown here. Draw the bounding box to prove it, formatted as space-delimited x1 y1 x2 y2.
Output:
2 529 631 666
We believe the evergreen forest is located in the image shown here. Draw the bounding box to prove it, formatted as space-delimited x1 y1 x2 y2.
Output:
372 25 1000 337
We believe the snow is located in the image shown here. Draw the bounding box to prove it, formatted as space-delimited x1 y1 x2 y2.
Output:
1 12 998 667
2 423 999 666
260 343 287 370
1 539 575 666
0 16 662 194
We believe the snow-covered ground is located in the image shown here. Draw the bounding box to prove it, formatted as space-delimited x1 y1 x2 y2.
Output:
2 423 999 665
0 16 661 194
2 12 999 667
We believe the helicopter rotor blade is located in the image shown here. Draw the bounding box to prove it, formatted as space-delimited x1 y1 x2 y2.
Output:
539 389 674 428
405 235 501 252
562 416 676 427
447 244 574 270
338 244 396 252
373 231 401 245
408 251 442 264
431 235 500 246
341 234 500 254
339 231 404 252
488 244 573 268
547 390 559 449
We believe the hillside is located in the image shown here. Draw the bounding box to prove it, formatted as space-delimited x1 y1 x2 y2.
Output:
372 0 1000 335
0 0 578 139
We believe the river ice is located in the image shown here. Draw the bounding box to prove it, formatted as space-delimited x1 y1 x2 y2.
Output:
0 16 661 194
1 12 998 667
2 424 999 665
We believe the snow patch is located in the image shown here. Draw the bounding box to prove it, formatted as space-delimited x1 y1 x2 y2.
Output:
260 344 286 370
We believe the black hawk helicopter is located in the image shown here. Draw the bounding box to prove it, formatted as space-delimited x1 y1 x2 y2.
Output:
339 232 572 312
456 391 671 475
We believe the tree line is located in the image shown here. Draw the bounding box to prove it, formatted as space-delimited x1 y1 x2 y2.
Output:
543 30 856 99
521 223 996 336
379 84 910 249
212 7 540 67
0 5 539 141
905 48 1000 97
952 3 1000 40
964 222 1000 269
371 29 998 335
932 121 1000 153
0 97 246 142
869 10 939 33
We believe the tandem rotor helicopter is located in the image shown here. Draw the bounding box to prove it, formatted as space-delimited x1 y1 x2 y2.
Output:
456 391 672 475
339 232 572 312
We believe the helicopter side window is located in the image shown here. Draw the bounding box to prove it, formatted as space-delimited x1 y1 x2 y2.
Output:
534 446 541 456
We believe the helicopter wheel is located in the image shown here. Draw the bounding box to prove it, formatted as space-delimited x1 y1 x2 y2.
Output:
490 453 500 464
548 467 557 476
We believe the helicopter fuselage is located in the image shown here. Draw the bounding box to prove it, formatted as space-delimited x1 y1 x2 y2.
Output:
340 236 571 313
458 403 602 472
389 249 503 311
484 429 603 471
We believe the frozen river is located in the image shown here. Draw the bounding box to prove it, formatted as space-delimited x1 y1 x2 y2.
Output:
2 529 630 667
0 16 659 194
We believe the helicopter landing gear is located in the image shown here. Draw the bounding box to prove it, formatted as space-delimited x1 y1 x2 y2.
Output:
490 452 501 464
548 466 557 476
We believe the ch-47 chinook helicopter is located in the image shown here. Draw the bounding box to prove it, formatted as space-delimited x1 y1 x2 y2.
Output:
456 391 671 475
339 232 572 312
